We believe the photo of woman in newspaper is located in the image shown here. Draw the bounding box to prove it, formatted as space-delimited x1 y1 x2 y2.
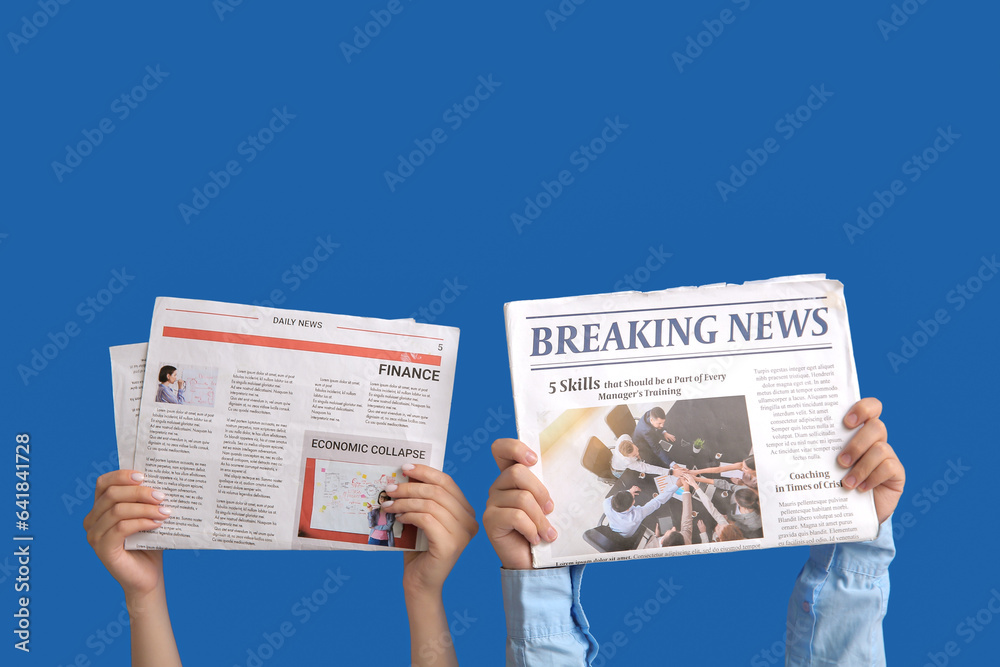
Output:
155 365 186 404
542 395 759 557
154 363 218 407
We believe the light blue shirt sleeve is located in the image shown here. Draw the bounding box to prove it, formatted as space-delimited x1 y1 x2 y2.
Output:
501 518 894 666
786 516 895 666
155 384 186 404
502 565 597 666
635 481 676 522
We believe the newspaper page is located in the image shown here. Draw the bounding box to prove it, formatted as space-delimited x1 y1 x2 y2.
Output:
124 297 459 552
504 275 878 568
110 343 147 469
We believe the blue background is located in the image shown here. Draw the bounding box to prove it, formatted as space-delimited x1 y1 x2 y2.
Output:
3 1 998 665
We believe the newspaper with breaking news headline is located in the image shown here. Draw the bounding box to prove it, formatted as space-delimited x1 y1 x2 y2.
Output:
110 296 459 552
504 274 878 568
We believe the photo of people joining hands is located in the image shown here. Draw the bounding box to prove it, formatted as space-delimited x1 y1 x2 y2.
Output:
536 396 759 558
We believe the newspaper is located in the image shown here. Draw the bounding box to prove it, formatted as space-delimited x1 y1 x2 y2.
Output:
114 297 459 552
504 275 878 568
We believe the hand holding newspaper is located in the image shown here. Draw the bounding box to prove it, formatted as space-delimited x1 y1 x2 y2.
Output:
111 297 459 552
503 275 878 567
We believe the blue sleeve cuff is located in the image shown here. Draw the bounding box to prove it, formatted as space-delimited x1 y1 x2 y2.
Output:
501 564 597 666
808 514 896 576
501 565 588 638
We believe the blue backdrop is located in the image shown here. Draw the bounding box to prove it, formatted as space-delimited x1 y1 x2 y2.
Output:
4 2 997 665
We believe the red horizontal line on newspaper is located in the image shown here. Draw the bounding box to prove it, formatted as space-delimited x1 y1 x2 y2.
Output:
162 326 441 366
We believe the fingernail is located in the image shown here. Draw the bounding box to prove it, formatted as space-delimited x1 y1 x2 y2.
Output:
153 520 164 524
401 463 415 472
546 527 558 542
530 534 540 545
525 450 538 465
158 506 172 515
845 413 858 427
382 500 394 507
131 473 144 482
543 500 554 514
857 481 868 492
839 453 851 467
843 475 856 489
385 484 398 492
151 490 165 501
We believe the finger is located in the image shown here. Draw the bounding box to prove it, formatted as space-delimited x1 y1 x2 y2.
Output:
842 440 893 490
490 463 554 515
838 417 888 468
492 488 554 541
397 511 474 565
394 465 475 518
491 438 538 473
92 519 166 557
92 469 147 508
844 397 882 429
85 485 166 532
855 456 905 493
395 511 455 551
87 502 171 550
385 493 479 539
483 505 546 546
389 497 475 543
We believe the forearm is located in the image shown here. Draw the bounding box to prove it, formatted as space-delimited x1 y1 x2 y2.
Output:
633 460 670 476
126 586 182 667
405 587 457 667
694 463 738 476
680 493 693 541
637 494 670 521
692 486 728 525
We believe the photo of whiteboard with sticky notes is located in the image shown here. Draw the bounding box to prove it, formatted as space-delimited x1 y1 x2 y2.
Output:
308 460 403 538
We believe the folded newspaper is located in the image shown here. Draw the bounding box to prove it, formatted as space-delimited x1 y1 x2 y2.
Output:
111 297 459 552
504 275 878 568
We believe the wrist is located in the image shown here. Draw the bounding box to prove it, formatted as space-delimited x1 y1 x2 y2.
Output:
500 556 532 570
123 583 168 621
403 581 443 608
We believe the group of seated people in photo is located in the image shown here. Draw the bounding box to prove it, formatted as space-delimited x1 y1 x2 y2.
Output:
601 405 762 548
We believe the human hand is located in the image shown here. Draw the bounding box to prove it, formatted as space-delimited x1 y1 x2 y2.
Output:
83 470 170 601
838 398 905 524
483 439 556 570
629 485 641 495
176 379 184 390
662 431 676 442
698 519 707 533
384 465 477 597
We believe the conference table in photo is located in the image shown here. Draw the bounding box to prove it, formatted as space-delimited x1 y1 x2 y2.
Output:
660 435 725 470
